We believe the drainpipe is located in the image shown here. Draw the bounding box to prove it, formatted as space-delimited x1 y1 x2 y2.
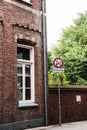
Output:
41 0 48 126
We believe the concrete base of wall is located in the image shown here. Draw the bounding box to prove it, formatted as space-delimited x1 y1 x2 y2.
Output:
0 118 44 130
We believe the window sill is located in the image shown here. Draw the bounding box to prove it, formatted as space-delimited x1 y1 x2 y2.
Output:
18 102 39 108
20 0 33 5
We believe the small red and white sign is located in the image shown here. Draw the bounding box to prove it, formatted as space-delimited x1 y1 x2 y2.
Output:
53 58 64 68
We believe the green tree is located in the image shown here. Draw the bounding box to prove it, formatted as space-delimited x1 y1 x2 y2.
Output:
52 12 87 85
48 51 53 71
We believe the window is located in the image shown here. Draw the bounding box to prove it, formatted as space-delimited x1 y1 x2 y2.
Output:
76 95 81 102
17 42 35 105
20 0 32 4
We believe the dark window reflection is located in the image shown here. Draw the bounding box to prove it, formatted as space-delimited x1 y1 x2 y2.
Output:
25 89 31 100
25 77 31 87
17 47 30 60
25 65 31 75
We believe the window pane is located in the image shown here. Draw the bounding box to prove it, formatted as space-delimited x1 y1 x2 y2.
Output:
25 89 31 100
19 89 23 100
25 65 30 75
17 64 22 74
17 47 30 60
17 76 22 88
25 77 31 87
21 0 30 3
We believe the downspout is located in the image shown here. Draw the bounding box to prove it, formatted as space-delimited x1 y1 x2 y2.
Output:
41 0 48 126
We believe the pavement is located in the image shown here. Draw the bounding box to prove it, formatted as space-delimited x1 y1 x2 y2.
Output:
24 121 87 130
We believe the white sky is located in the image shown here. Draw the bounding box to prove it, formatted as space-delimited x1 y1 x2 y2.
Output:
46 0 87 50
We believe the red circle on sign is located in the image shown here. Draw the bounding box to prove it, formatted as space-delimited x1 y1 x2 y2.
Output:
53 58 64 68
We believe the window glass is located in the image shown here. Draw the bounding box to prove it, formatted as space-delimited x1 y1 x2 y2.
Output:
18 76 23 88
25 77 31 87
17 64 22 74
25 89 31 100
17 47 30 60
25 65 31 75
19 89 23 100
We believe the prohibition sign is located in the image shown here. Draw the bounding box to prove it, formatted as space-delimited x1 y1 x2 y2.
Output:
53 58 64 68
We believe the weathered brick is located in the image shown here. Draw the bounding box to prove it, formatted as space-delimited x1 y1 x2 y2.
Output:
49 87 87 125
0 0 46 124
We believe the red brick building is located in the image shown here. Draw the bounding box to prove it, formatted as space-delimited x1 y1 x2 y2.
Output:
0 0 47 129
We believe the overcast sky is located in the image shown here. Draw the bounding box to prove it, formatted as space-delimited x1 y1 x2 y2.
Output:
46 0 87 50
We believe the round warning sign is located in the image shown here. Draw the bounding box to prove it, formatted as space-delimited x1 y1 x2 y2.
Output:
53 58 64 68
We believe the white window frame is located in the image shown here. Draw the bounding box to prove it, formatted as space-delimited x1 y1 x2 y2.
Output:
20 0 32 4
76 95 81 102
17 44 35 105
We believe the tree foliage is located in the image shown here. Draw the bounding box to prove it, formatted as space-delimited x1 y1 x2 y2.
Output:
49 12 87 85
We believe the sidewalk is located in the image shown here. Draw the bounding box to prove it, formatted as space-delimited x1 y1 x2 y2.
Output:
24 121 87 130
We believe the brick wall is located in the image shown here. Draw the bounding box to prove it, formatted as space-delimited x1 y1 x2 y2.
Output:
49 87 87 125
0 21 4 124
0 0 45 125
